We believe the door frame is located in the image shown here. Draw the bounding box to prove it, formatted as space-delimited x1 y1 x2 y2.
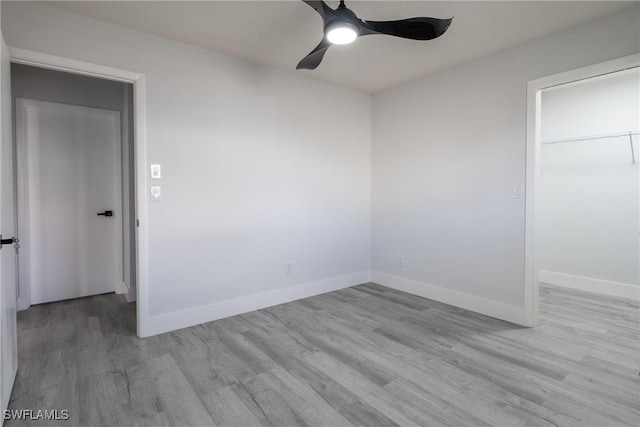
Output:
524 53 640 327
15 98 124 306
9 47 150 337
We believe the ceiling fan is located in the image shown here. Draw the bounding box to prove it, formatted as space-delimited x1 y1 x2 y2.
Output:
297 0 453 70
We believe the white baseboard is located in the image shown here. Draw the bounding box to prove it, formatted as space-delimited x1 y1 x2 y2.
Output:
125 286 137 302
539 270 639 301
116 281 137 302
116 281 127 295
16 295 30 312
143 271 370 337
371 271 528 326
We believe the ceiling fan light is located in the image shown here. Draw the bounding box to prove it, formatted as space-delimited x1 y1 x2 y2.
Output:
326 24 358 45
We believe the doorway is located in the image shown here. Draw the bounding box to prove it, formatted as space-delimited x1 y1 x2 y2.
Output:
5 47 151 338
12 64 136 310
538 69 639 296
524 54 640 326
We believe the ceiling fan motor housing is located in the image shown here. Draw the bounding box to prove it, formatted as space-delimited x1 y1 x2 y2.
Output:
324 6 363 34
297 0 453 70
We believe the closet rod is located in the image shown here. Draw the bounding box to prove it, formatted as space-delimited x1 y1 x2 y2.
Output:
541 131 638 164
541 131 639 145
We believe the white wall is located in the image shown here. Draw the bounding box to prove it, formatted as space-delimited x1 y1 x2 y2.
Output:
541 69 640 140
371 5 640 323
2 2 371 336
538 68 639 296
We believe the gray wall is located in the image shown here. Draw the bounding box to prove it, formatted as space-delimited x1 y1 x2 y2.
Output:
11 63 136 295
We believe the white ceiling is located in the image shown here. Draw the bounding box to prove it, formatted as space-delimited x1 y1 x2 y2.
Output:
48 1 633 93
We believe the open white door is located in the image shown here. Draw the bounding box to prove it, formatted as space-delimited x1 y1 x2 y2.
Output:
0 28 18 414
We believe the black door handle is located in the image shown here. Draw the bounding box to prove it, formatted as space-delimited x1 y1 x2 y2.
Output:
0 235 17 249
97 210 113 217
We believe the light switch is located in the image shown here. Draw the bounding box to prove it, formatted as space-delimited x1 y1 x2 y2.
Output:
150 164 161 179
150 186 161 200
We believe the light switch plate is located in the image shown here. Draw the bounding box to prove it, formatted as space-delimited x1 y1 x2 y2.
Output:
150 164 161 179
513 184 525 199
150 186 161 200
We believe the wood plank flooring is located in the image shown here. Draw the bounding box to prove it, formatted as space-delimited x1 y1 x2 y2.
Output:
7 283 639 426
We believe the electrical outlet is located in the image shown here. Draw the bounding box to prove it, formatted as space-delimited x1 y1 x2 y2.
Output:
150 186 161 201
286 263 294 275
396 256 404 268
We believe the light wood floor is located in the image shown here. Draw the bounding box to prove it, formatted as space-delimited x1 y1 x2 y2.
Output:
7 283 639 426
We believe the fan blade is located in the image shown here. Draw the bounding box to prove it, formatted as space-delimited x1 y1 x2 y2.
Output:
301 0 333 21
360 17 453 40
296 38 331 70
